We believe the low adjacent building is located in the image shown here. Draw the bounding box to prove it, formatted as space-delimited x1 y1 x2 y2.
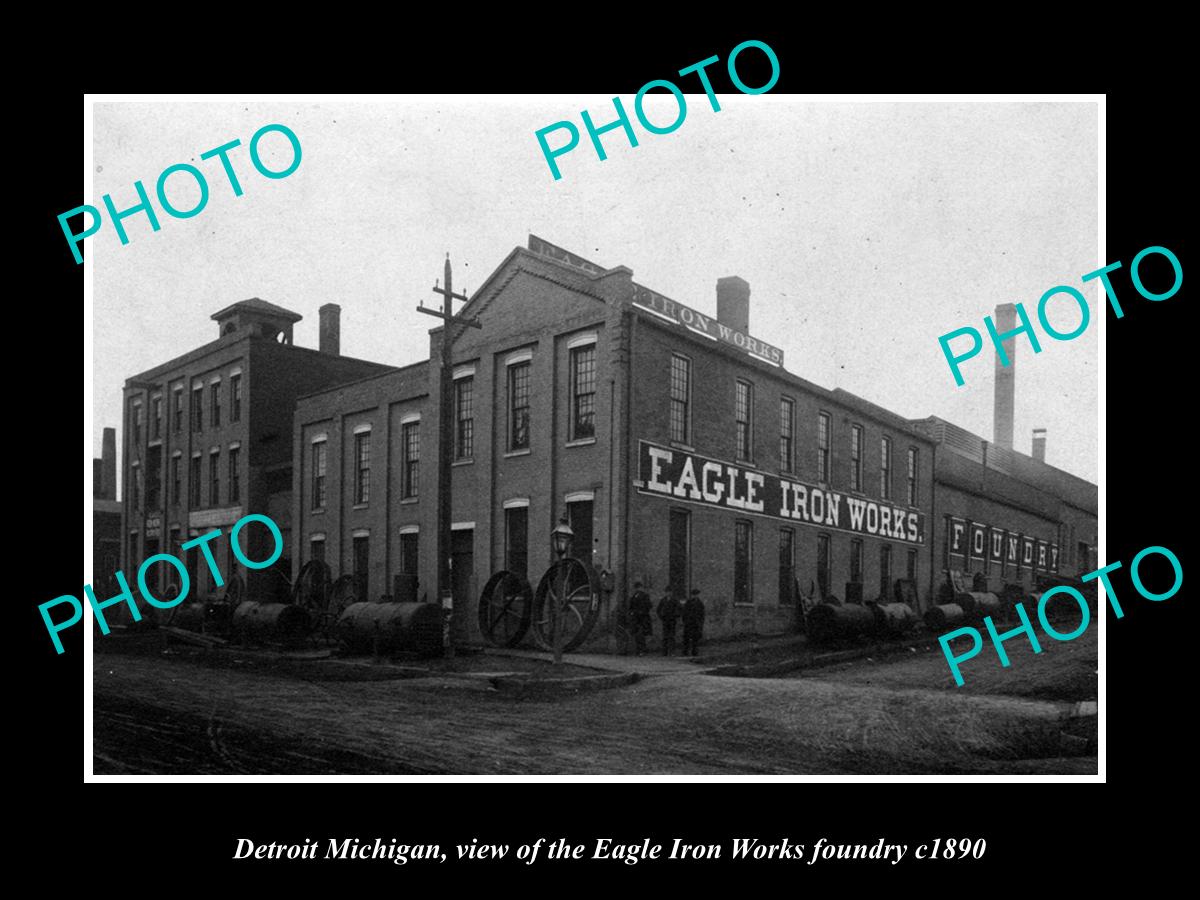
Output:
913 417 1098 599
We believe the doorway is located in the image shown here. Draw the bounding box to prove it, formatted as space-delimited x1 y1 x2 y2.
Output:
353 535 370 601
451 528 474 643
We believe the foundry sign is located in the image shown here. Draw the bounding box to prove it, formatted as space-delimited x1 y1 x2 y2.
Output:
632 284 785 366
636 441 925 544
947 516 1059 574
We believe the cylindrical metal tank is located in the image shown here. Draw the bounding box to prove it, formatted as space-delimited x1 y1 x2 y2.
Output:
924 603 966 630
231 602 311 647
336 602 444 658
966 592 1002 619
954 592 977 614
808 602 876 644
872 602 918 635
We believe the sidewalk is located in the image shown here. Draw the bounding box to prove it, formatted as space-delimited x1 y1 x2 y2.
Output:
483 629 941 680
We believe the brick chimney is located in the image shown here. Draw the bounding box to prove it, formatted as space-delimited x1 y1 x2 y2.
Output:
319 303 341 356
993 303 1016 450
717 276 750 335
1032 428 1046 463
101 427 117 500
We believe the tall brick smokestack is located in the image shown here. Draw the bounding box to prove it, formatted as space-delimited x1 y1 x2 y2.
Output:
993 303 1016 450
319 303 341 356
1032 428 1046 463
717 276 750 334
101 427 117 500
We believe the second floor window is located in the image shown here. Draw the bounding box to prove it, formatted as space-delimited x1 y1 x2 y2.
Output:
850 424 863 492
880 437 892 500
230 374 242 422
171 456 181 504
817 412 831 483
189 455 201 505
907 447 919 506
354 432 371 504
402 423 419 499
311 441 327 510
569 345 596 441
735 380 753 461
780 397 794 472
173 389 183 433
455 377 474 460
670 354 690 444
508 362 530 451
229 446 240 503
191 387 203 432
145 451 161 510
210 383 221 428
130 464 141 508
209 451 220 505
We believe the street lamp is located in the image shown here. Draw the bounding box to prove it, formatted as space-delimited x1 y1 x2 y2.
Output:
550 514 574 665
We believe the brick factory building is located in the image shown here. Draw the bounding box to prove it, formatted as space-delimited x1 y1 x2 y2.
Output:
293 236 957 643
120 299 394 609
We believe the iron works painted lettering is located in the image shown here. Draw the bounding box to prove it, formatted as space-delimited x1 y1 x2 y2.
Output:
637 441 924 544
631 284 785 366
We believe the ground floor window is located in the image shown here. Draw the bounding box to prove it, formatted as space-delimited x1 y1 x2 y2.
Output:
817 534 831 599
778 528 795 605
668 509 690 600
734 520 753 606
849 539 863 585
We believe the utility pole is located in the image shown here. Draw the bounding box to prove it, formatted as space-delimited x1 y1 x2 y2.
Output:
417 254 481 658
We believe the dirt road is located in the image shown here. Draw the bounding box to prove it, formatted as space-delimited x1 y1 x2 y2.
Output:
93 633 1096 775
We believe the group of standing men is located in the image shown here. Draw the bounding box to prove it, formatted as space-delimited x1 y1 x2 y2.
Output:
627 582 705 657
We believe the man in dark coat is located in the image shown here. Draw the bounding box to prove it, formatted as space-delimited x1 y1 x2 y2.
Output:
682 588 706 656
657 591 682 656
628 581 653 656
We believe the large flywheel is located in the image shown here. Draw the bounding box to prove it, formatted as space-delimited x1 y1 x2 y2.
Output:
532 559 602 653
292 559 334 636
477 570 533 647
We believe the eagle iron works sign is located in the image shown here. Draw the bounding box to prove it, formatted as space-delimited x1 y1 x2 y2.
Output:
635 440 924 544
631 284 785 366
946 515 1058 573
528 234 606 276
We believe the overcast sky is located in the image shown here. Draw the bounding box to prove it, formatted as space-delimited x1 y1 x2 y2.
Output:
91 98 1098 487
